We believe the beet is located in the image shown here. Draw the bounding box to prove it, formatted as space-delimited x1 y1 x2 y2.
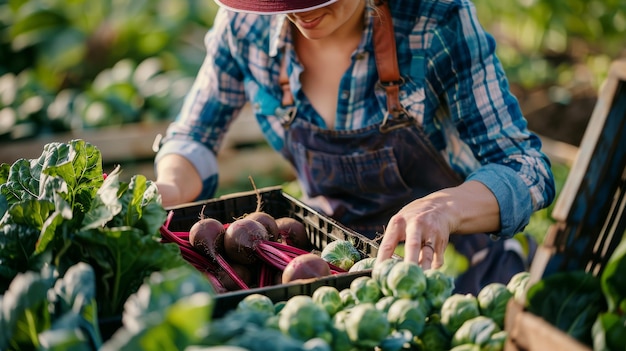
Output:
188 217 249 290
189 218 225 255
245 211 279 241
223 218 270 265
281 253 331 284
275 217 312 251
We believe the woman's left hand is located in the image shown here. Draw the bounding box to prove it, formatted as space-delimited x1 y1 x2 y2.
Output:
375 180 501 270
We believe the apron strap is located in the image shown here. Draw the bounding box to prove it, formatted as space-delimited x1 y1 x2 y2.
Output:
373 0 404 117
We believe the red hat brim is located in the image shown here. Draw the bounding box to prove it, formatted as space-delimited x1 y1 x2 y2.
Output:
213 0 339 14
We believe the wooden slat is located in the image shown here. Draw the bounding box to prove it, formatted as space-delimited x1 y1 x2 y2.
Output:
551 60 626 221
505 300 591 351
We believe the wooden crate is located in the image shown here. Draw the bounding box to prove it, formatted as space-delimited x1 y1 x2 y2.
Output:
505 59 626 351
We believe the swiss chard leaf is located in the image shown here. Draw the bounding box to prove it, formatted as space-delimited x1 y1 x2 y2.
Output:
81 166 123 231
37 140 104 216
0 158 41 205
109 173 165 238
101 266 216 351
526 270 607 346
48 262 103 349
121 265 216 331
600 237 626 313
58 227 186 318
0 267 56 351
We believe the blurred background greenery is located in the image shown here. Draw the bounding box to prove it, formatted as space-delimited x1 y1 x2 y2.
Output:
1 0 624 140
1 0 624 245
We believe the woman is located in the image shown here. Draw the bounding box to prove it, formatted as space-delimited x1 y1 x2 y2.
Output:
154 0 555 294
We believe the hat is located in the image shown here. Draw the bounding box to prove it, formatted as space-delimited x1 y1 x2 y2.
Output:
213 0 339 14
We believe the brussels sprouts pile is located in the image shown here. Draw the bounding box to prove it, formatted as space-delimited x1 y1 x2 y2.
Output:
206 259 529 351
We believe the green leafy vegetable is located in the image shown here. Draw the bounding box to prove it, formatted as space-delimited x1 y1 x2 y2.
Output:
600 237 626 313
0 263 102 351
0 139 186 319
592 311 626 351
526 270 606 345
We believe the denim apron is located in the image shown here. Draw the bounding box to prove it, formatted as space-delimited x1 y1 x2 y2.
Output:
272 1 534 294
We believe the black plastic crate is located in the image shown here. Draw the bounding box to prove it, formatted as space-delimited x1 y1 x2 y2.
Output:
165 186 386 317
166 185 381 258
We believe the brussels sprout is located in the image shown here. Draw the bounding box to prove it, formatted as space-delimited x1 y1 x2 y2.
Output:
451 316 501 347
379 329 413 351
440 294 480 335
349 257 376 272
424 269 455 309
415 318 452 351
477 283 513 329
449 344 480 351
350 276 382 304
339 288 356 308
312 286 343 316
330 310 354 351
278 295 331 342
320 240 361 270
376 295 398 313
237 294 275 316
386 261 427 299
386 298 427 336
265 314 280 330
302 337 332 351
372 258 402 296
506 271 530 301
344 303 390 348
482 330 508 351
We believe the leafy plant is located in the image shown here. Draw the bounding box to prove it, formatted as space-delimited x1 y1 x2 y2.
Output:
0 263 101 350
474 0 626 90
525 270 606 346
0 139 186 317
0 0 218 141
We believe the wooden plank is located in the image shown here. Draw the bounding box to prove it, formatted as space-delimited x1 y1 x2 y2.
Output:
0 104 264 165
552 60 626 221
505 300 592 351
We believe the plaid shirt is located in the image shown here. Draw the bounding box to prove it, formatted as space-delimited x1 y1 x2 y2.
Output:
157 0 555 236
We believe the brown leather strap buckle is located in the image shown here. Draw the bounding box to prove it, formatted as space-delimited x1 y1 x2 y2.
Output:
379 109 415 133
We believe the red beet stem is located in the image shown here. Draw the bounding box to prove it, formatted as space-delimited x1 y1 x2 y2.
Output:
160 226 193 248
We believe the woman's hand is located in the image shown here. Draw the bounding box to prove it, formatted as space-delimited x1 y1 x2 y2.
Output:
375 180 501 270
155 154 202 208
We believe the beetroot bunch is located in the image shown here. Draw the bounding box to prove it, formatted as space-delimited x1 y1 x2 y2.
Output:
160 209 346 293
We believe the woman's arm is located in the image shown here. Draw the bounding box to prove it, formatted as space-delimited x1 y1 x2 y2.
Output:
155 154 203 208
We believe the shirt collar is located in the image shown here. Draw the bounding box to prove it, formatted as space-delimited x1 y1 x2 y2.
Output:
269 14 291 57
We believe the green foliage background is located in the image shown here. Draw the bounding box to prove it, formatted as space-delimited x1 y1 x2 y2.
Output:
0 0 621 244
0 0 624 141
